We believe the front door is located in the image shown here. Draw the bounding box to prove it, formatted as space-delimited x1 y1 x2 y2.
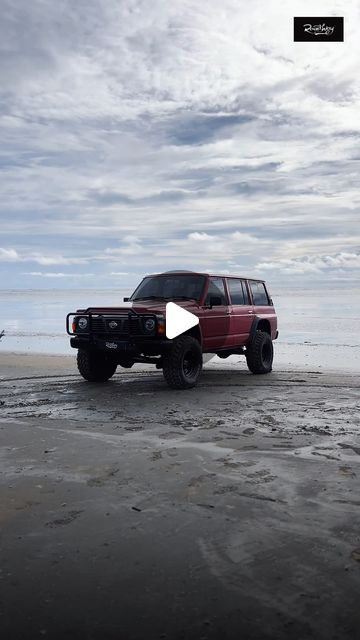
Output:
200 277 232 351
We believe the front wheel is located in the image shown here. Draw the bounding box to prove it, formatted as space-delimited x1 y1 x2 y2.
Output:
162 336 203 389
117 357 134 369
77 349 117 382
246 331 273 374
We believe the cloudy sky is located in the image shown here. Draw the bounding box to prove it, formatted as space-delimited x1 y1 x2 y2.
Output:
1 0 359 289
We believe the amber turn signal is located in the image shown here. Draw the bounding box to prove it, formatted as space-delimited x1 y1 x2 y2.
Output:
157 318 165 335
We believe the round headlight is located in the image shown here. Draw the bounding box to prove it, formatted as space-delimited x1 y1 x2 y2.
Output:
144 318 155 332
78 317 88 329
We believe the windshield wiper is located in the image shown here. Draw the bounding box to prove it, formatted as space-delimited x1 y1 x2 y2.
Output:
132 295 167 301
132 295 197 301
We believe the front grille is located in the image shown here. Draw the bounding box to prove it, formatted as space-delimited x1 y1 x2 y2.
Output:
89 314 143 335
90 316 105 332
129 316 141 334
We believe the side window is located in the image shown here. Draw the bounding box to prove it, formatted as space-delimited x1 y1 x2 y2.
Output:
227 279 245 305
249 281 269 306
205 278 227 305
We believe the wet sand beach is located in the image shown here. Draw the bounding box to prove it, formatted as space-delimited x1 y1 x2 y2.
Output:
1 352 360 639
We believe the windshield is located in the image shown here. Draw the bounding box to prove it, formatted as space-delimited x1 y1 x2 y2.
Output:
130 274 205 301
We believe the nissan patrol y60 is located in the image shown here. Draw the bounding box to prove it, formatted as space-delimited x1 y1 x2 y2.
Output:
66 272 278 389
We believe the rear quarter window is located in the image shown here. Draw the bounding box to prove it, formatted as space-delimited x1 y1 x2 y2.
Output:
249 281 270 305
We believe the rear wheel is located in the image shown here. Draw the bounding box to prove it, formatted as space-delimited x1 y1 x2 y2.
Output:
163 336 202 389
246 331 273 374
77 349 117 382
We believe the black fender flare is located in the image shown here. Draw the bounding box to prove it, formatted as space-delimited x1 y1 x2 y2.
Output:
184 322 203 347
248 317 271 345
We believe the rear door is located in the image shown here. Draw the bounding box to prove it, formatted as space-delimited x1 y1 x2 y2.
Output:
225 278 254 346
200 277 232 351
248 280 277 338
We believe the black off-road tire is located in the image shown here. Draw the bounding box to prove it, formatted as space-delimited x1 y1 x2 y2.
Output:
163 336 202 389
246 331 273 374
77 349 117 382
117 357 134 369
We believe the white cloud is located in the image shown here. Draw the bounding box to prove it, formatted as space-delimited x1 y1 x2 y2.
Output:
256 252 360 275
0 248 21 261
23 272 68 278
23 271 94 278
0 248 87 265
110 271 131 276
188 233 213 242
32 254 88 265
155 230 264 262
105 236 145 257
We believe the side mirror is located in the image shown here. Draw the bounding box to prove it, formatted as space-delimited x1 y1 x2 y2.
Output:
123 297 129 302
209 295 222 308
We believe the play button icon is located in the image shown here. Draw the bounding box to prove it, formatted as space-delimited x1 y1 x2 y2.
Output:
165 302 199 339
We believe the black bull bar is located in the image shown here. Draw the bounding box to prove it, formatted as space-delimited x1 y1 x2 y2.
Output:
66 309 139 337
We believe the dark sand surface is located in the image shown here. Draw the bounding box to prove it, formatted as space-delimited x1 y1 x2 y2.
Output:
1 352 360 639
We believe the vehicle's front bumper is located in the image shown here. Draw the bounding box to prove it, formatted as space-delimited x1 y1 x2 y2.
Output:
70 335 172 354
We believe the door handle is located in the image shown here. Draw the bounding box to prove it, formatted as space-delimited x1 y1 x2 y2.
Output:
248 310 254 314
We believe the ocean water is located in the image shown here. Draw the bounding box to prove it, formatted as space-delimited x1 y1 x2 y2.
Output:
1 287 359 371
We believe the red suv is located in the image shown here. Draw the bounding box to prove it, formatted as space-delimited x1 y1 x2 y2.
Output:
67 271 278 389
